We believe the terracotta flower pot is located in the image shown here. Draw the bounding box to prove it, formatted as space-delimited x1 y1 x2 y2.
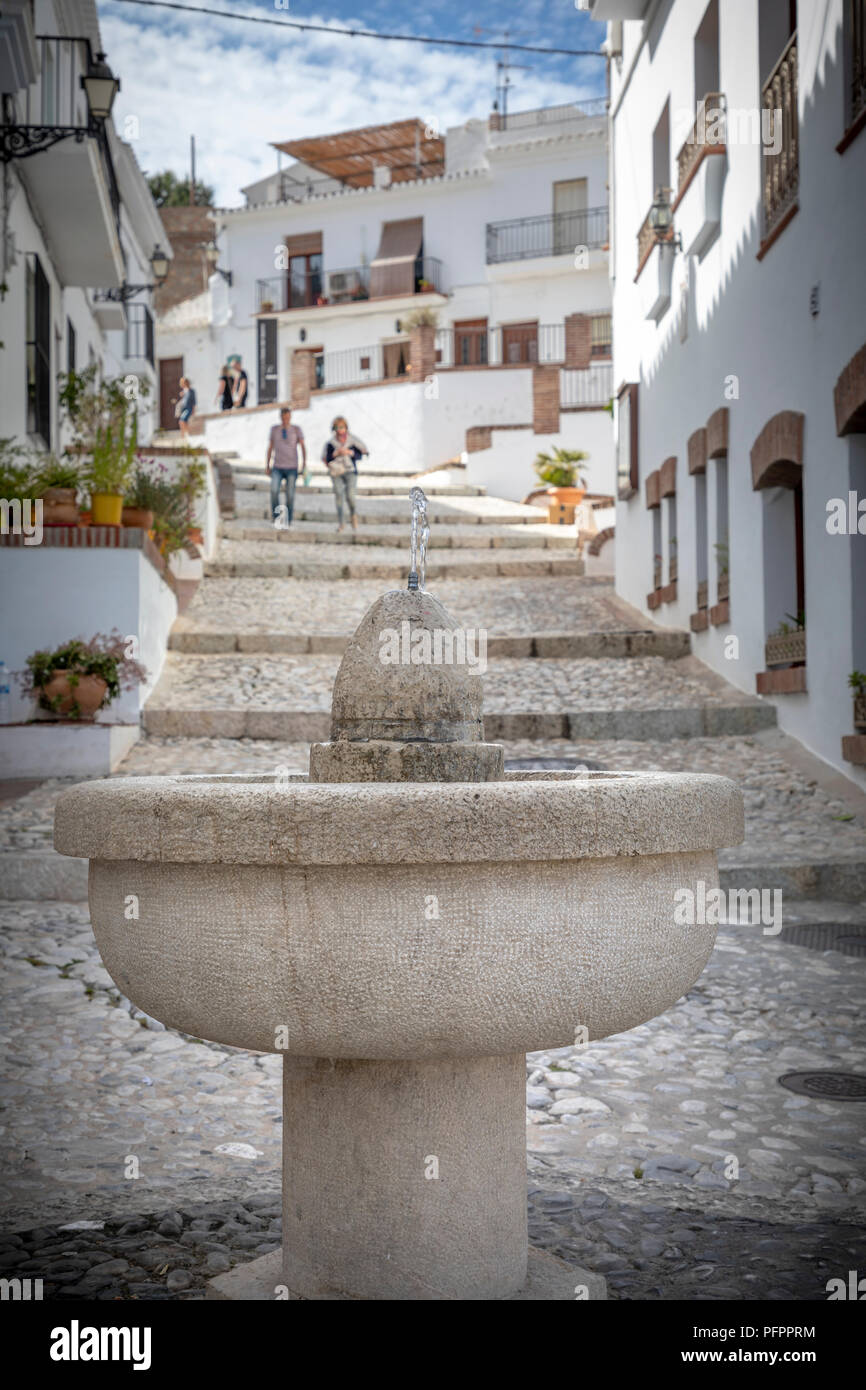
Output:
41 671 108 720
122 506 154 530
79 510 92 526
547 485 586 525
91 493 124 526
188 526 204 545
41 487 80 526
550 486 586 506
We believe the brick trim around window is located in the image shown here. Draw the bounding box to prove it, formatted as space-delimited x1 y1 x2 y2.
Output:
750 410 804 490
834 341 866 436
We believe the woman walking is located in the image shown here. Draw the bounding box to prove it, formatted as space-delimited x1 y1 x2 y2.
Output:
176 376 196 439
322 415 368 532
216 365 233 411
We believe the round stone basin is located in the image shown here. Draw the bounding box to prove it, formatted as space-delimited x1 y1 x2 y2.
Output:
55 768 743 1062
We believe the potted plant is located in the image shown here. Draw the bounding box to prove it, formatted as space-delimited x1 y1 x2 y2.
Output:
0 438 34 504
533 448 589 515
260 298 275 312
123 460 160 530
59 366 143 526
849 671 866 731
20 632 147 722
34 456 81 525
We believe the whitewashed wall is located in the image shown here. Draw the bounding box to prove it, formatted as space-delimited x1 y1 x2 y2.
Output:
610 0 866 788
0 548 177 725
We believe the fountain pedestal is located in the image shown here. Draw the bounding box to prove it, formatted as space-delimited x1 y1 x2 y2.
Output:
54 584 743 1302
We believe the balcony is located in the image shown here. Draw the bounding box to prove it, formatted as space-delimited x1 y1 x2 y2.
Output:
255 256 443 313
9 36 124 288
673 94 727 258
636 199 676 321
761 33 799 245
486 207 608 264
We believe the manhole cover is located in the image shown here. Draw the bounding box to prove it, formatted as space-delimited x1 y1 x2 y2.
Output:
778 1072 866 1101
505 757 605 772
777 923 866 957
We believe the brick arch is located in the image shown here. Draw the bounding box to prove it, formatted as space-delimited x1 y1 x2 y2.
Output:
834 342 866 436
588 525 615 556
750 411 804 490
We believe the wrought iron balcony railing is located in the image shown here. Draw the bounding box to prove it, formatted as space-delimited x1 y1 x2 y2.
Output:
255 256 443 312
761 32 799 239
676 92 727 195
486 207 608 264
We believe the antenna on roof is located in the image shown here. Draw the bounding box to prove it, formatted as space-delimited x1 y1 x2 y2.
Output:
473 26 532 127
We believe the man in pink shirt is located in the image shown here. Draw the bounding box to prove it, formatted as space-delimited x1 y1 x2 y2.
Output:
266 407 307 524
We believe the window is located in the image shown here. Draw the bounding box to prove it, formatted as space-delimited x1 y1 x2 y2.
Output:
501 321 538 364
842 0 866 135
66 317 76 375
289 253 323 308
653 101 670 198
616 382 639 500
454 319 488 366
714 455 729 602
695 472 709 608
553 178 588 255
694 0 720 105
26 254 51 447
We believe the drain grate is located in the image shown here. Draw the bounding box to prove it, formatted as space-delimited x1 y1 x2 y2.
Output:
778 1071 866 1101
777 922 866 957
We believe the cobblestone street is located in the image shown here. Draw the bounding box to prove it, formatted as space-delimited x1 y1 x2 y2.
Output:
2 481 864 1301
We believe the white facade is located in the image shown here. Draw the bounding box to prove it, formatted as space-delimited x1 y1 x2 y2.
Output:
596 0 866 787
157 103 616 491
0 0 171 451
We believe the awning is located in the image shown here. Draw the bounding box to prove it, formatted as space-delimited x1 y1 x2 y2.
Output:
370 217 423 299
285 231 323 258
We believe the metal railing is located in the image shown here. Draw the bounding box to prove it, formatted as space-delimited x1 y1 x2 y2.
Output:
321 344 385 389
676 92 727 193
490 98 607 130
125 304 154 367
255 256 443 313
560 362 613 408
486 207 608 263
434 324 566 368
761 32 799 238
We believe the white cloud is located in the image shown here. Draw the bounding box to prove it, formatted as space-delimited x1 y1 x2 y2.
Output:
100 2 602 206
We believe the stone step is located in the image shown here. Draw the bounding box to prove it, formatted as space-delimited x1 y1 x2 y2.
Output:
233 474 485 498
142 651 775 743
231 494 548 525
226 458 427 479
169 628 691 659
204 547 584 581
220 519 578 549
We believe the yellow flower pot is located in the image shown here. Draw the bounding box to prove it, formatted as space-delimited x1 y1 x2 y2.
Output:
91 493 124 526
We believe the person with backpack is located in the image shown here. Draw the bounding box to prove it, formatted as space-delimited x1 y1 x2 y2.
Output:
321 415 368 532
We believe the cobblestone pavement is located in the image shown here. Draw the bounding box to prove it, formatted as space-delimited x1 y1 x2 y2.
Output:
1 734 865 873
176 576 625 638
3 506 865 1301
1 902 863 1300
146 653 760 713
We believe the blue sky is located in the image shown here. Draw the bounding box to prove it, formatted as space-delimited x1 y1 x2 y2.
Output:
100 0 606 206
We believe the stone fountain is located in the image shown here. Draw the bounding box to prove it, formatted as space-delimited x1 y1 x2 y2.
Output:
54 490 744 1301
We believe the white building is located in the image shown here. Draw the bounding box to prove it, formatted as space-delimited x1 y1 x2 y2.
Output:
158 103 616 500
0 0 171 450
588 0 866 786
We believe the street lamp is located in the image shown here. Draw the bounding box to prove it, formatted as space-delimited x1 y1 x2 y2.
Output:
204 239 233 286
81 52 120 121
649 187 682 250
0 44 120 161
94 245 171 302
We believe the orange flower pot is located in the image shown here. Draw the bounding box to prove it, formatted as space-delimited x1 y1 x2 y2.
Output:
41 672 108 720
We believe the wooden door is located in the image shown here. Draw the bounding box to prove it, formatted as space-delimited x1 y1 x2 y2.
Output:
159 356 183 431
454 318 488 366
501 321 538 364
383 341 408 378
